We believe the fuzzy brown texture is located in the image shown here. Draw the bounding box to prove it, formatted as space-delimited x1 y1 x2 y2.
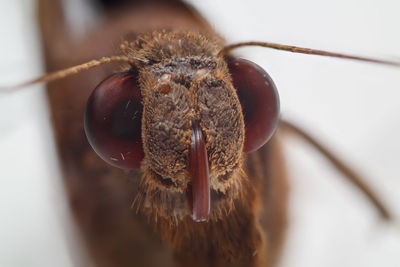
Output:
38 0 288 266
120 31 245 221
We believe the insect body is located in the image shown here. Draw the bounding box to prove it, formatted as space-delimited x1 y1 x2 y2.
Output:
32 1 287 266
82 31 282 266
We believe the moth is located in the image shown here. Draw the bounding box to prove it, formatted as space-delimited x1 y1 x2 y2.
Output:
0 0 400 267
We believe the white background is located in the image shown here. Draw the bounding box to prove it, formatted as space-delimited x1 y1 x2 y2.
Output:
0 0 400 266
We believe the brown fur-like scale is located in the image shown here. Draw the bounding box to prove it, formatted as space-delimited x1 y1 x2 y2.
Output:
38 0 288 266
118 31 248 222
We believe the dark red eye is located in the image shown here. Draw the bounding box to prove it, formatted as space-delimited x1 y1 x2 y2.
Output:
84 72 144 169
228 58 280 153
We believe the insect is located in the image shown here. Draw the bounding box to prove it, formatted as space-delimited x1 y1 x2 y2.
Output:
0 0 400 267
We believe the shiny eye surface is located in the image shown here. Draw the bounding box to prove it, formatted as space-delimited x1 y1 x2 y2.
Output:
84 72 144 169
228 58 280 153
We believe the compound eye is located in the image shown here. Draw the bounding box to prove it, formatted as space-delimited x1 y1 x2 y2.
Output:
227 58 280 153
84 72 143 169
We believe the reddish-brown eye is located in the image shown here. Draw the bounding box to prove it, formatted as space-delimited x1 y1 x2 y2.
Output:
228 58 280 153
84 72 144 169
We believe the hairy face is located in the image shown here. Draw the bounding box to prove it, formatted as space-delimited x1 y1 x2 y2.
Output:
140 56 245 200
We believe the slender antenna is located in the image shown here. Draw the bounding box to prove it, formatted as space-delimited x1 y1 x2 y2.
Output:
279 119 392 220
219 41 400 67
0 55 147 93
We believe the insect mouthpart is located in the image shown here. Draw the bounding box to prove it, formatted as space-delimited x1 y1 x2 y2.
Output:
188 120 210 222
